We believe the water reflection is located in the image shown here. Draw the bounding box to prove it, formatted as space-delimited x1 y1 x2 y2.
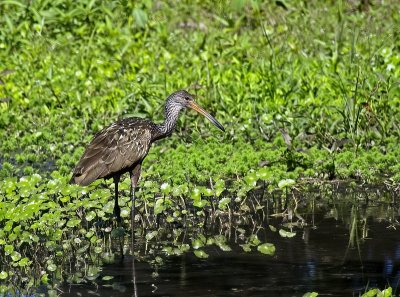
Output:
57 184 400 296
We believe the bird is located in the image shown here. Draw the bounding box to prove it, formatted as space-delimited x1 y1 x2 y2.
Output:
69 90 225 229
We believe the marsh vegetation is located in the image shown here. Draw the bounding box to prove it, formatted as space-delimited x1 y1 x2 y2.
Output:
1 0 400 296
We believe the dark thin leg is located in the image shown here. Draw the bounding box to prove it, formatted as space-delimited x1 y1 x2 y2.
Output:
129 163 141 296
129 164 141 237
113 176 121 222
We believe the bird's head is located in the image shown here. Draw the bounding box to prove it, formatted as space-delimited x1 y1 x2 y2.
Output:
167 90 225 132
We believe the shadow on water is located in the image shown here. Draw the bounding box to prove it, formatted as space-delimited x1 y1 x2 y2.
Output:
55 183 400 297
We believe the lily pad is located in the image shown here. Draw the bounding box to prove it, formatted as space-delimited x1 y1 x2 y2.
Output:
47 263 57 272
278 179 296 189
257 243 275 255
194 250 209 259
218 197 231 210
0 271 8 280
279 229 296 238
191 238 204 249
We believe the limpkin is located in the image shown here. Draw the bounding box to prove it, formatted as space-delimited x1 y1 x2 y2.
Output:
70 90 225 227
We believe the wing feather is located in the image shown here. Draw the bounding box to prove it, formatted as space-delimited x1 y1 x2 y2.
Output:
70 118 152 186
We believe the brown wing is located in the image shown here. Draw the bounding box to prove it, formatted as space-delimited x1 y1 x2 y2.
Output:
70 118 152 186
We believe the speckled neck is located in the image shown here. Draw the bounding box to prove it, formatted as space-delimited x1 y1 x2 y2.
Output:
152 98 183 141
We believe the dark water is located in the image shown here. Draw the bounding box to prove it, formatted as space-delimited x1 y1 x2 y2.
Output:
59 188 400 297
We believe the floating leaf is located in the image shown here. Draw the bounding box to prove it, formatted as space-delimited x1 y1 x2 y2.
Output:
206 238 215 245
172 184 188 197
202 188 213 197
67 219 81 228
194 250 209 259
77 245 89 254
90 235 98 244
86 266 100 280
11 251 21 262
97 210 106 218
4 245 14 255
86 231 94 238
47 263 57 272
0 271 8 280
172 247 183 256
218 197 230 210
279 229 296 238
60 196 70 203
244 172 257 187
120 209 130 218
94 246 102 254
154 198 171 215
145 230 158 241
191 238 204 249
190 188 201 200
160 182 171 194
41 273 49 284
217 242 232 251
4 222 13 232
257 167 272 180
214 179 225 196
154 198 166 215
303 293 318 297
179 244 190 252
249 234 261 246
361 289 378 297
48 289 58 297
257 243 275 255
18 257 31 267
381 287 392 297
193 199 208 208
214 235 232 251
85 211 96 221
278 179 296 189
102 276 114 281
241 244 252 252
162 246 173 255
143 180 156 189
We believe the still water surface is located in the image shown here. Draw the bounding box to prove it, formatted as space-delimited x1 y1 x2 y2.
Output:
60 186 400 297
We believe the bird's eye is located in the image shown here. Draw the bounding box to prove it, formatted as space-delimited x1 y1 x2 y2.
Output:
184 96 190 101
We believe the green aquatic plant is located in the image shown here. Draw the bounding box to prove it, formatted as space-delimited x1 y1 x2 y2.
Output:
362 287 393 297
1 0 400 295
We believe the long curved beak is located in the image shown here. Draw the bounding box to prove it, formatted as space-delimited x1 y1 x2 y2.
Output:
188 101 225 132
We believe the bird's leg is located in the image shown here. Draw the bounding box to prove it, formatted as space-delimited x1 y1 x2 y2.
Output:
113 175 121 222
129 163 141 293
129 163 141 238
